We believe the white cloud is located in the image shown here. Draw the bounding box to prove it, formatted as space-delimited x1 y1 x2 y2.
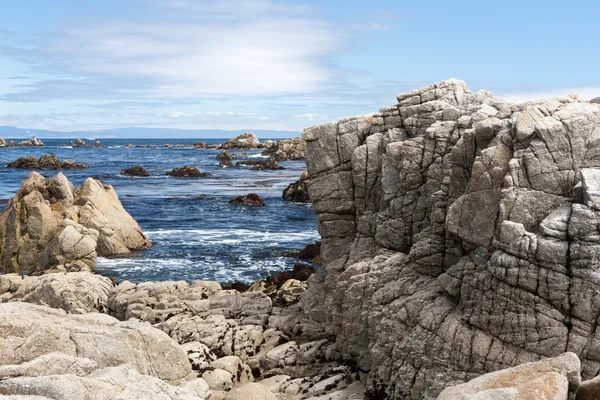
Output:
38 1 340 99
498 86 600 103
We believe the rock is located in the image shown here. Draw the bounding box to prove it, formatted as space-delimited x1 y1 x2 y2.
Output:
217 150 234 168
0 272 114 314
166 165 210 178
438 353 579 399
229 194 266 207
294 79 600 398
276 279 308 306
121 165 150 177
577 375 600 399
0 365 204 400
202 368 233 391
181 342 218 373
193 142 219 149
127 143 134 148
259 140 276 149
296 241 321 263
221 133 260 149
211 356 253 386
262 137 306 160
94 140 102 147
283 171 311 202
71 138 86 147
235 158 285 170
224 383 278 400
0 172 151 274
0 138 7 147
0 302 193 384
16 137 44 146
7 155 89 170
590 97 600 104
266 264 316 288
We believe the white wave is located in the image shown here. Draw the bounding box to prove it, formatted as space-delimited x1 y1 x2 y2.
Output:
56 146 73 149
248 154 269 159
144 228 319 245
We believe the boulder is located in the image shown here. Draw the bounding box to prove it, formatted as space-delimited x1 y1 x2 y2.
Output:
229 194 266 207
577 375 600 399
211 356 253 386
220 133 260 149
0 302 193 384
121 165 150 177
16 137 44 146
438 353 579 399
590 97 600 104
224 383 278 400
7 155 88 170
0 272 114 314
283 171 310 202
0 172 151 274
262 137 306 160
217 150 234 168
166 165 210 178
0 138 7 147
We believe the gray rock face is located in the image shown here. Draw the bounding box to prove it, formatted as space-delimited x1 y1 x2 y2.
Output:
0 172 151 274
221 133 260 149
297 79 600 398
262 137 307 160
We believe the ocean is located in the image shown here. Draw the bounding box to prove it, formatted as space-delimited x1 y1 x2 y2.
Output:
0 138 319 283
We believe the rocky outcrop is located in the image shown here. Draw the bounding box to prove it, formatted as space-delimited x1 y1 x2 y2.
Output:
7 155 89 170
0 138 7 147
121 165 150 177
229 194 266 207
283 171 311 202
294 79 600 398
70 138 101 148
0 172 151 274
262 137 307 160
0 272 113 314
0 138 44 147
221 133 260 149
166 165 210 178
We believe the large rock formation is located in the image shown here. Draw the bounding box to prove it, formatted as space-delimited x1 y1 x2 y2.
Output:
294 79 600 398
220 133 260 149
0 172 151 274
262 137 307 160
7 155 89 170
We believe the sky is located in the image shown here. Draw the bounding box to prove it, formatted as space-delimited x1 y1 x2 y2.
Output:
1 0 599 133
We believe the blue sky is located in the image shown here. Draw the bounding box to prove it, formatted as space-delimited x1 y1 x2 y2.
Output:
1 0 599 132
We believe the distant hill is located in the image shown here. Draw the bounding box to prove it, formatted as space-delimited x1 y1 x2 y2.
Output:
0 126 301 140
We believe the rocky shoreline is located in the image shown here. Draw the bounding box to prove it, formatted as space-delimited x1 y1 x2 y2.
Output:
4 80 600 399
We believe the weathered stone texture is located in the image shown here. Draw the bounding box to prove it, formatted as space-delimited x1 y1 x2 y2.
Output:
297 79 600 398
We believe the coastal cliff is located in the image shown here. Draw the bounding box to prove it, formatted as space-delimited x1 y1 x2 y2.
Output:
298 79 600 398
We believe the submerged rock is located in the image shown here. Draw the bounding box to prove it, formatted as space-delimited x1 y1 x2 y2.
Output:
282 170 310 202
121 165 150 177
229 193 266 207
7 155 89 170
220 133 260 149
0 172 151 274
235 158 284 170
166 165 210 178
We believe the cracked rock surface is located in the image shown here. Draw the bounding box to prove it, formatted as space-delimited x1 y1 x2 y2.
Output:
0 172 151 274
294 79 600 398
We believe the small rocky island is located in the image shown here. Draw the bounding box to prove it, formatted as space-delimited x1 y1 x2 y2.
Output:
7 154 89 170
4 80 600 399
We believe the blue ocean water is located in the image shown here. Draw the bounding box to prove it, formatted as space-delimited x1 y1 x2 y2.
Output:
0 138 319 283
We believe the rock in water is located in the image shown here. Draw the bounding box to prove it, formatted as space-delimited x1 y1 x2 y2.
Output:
262 137 307 160
7 155 89 170
292 79 600 398
282 170 310 202
217 150 234 167
220 133 260 149
166 165 210 178
121 165 150 177
235 158 284 170
0 138 7 147
229 194 266 207
0 172 151 274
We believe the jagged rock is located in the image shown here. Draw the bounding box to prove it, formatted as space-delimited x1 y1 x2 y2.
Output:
0 138 7 147
224 383 278 400
590 97 600 104
0 272 113 314
283 171 311 202
217 150 234 167
121 165 150 177
15 137 44 146
0 172 151 274
294 79 600 398
7 155 89 170
266 264 316 288
0 302 193 384
235 158 285 170
0 365 205 400
71 138 86 147
229 194 266 207
166 165 210 178
276 279 308 306
181 342 218 373
221 133 260 149
438 353 580 399
262 137 307 160
193 142 219 149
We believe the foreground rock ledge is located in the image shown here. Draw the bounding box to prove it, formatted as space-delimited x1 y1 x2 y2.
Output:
0 172 151 274
292 78 600 398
